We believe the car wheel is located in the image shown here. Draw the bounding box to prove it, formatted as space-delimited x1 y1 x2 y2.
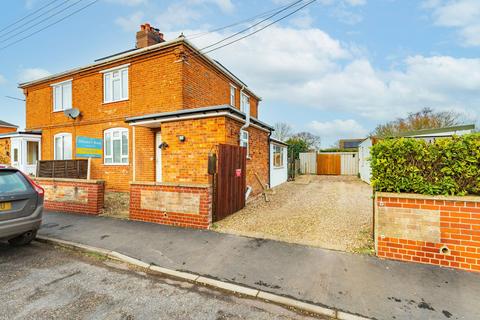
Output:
8 230 37 246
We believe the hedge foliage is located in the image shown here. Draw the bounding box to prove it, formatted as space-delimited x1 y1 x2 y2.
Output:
370 133 480 196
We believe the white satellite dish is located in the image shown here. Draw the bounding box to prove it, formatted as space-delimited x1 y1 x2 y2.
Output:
63 108 81 119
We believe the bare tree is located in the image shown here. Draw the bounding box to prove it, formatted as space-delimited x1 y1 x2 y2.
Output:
372 107 463 137
272 122 293 141
292 131 321 151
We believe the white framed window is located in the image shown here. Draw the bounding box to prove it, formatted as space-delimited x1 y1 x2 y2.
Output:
273 145 284 168
104 128 128 165
54 133 72 160
241 93 250 116
230 84 236 107
240 129 249 155
52 80 72 112
102 65 129 103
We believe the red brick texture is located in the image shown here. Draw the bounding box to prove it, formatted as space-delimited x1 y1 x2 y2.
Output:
129 182 212 229
376 193 480 272
35 178 105 215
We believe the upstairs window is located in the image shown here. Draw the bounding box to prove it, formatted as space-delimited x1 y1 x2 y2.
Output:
241 93 250 116
230 85 236 107
273 145 284 168
54 133 72 160
104 128 128 165
102 65 129 103
52 80 72 112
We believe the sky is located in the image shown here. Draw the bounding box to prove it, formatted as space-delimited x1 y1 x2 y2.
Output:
0 0 479 147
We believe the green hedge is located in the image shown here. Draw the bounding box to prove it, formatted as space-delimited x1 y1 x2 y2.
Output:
370 133 480 196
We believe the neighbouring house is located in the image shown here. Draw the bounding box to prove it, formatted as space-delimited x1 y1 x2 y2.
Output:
18 24 282 227
338 138 364 150
0 121 41 175
359 124 476 184
269 138 288 188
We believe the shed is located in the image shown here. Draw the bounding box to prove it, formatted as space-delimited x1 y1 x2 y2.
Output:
269 138 288 188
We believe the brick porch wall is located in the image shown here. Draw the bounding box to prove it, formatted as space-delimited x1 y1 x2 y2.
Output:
35 178 105 215
375 192 480 272
130 182 212 229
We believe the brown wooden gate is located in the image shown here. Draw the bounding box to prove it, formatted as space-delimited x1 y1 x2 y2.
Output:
215 144 247 221
317 154 341 175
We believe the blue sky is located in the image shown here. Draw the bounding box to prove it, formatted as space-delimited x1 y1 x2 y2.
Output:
0 0 479 146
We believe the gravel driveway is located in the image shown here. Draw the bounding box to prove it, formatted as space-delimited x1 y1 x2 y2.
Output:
215 175 373 252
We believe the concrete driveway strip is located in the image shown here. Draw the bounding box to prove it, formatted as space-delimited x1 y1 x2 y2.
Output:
40 211 480 320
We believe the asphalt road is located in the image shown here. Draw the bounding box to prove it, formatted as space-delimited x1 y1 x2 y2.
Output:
0 242 323 320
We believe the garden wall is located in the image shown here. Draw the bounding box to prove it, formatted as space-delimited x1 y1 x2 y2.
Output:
376 192 480 272
130 182 212 229
35 178 105 215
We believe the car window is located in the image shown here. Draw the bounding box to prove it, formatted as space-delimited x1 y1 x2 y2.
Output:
0 171 31 194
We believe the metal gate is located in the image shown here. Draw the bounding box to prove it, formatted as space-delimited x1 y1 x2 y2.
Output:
214 144 247 221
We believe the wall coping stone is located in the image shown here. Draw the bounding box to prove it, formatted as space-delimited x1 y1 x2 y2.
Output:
130 181 212 189
376 191 480 203
35 177 105 184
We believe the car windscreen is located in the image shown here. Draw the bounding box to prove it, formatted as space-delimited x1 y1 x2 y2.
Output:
0 171 31 194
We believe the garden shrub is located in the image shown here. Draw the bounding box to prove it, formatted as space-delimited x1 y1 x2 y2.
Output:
370 133 480 196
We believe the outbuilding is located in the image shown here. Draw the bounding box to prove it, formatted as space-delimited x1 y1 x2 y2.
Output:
269 138 288 188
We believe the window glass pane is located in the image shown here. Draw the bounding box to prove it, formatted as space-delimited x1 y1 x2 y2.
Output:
104 73 112 102
64 135 72 160
63 82 72 109
105 157 112 164
13 148 18 162
55 137 63 160
113 78 121 101
113 140 121 163
105 133 111 156
121 131 128 156
121 69 128 99
121 157 128 164
27 141 39 165
113 131 120 138
0 171 29 193
54 86 62 111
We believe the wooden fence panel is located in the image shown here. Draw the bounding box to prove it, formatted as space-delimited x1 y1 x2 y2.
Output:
299 152 317 174
340 152 359 175
37 160 89 179
317 154 341 175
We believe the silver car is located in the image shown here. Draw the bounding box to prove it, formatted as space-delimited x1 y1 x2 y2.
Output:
0 166 44 246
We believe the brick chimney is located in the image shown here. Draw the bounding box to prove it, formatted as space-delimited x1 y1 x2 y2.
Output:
136 23 164 48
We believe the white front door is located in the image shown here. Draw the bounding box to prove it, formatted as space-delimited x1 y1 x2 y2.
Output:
155 131 162 182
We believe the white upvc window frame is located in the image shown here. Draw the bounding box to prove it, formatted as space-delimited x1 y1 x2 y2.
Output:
104 127 129 165
101 64 129 104
273 145 284 168
53 133 72 160
230 84 236 107
240 129 249 155
51 79 72 112
240 92 250 116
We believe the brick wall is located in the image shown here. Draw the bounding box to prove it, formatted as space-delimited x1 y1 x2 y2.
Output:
0 127 16 134
224 118 269 196
376 192 480 272
130 182 212 229
35 178 105 215
0 137 10 164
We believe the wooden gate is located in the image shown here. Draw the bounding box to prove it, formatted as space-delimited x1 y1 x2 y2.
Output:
317 154 341 175
215 144 247 221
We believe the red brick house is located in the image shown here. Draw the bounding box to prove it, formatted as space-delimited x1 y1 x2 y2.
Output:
18 24 276 228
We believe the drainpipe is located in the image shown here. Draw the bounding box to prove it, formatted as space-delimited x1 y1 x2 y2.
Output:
239 86 252 201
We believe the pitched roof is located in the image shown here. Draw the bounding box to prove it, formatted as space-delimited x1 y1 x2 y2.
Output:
396 124 475 137
0 120 18 128
17 37 260 100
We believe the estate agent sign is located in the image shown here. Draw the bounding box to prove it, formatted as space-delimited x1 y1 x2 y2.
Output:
76 136 102 158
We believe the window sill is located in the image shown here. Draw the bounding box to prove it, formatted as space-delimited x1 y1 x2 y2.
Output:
52 109 70 113
273 166 285 169
103 98 129 105
103 163 129 166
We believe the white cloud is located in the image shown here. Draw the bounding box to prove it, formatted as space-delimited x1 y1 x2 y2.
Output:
24 0 37 9
184 25 480 122
0 74 6 84
309 119 368 139
18 68 51 83
425 0 480 46
115 11 144 32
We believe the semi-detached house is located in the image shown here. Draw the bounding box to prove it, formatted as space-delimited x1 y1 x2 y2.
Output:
18 24 287 227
